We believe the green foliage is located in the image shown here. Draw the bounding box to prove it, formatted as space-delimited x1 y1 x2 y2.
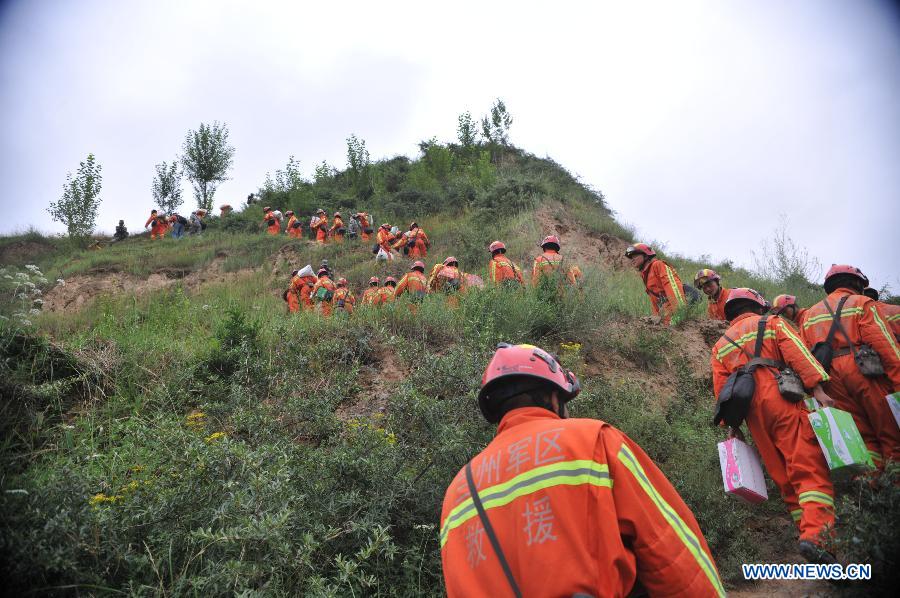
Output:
456 111 479 149
346 134 373 202
181 122 236 211
480 98 512 146
47 153 103 242
833 463 900 595
151 160 184 215
751 215 822 288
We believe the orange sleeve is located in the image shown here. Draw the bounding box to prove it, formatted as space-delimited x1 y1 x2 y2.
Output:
488 259 498 283
710 345 730 400
531 257 540 286
773 317 830 389
655 261 686 309
608 430 725 597
145 215 154 227
395 274 408 297
859 300 900 386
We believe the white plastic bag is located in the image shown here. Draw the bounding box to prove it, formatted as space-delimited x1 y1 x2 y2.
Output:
296 264 314 278
375 247 391 262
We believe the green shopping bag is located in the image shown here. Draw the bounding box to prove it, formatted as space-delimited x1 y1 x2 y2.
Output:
807 404 874 477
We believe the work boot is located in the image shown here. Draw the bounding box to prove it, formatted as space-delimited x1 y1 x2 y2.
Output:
798 540 837 565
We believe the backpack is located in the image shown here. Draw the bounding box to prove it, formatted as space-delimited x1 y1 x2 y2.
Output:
813 296 885 377
438 267 461 292
266 217 276 227
714 316 769 427
176 215 188 226
314 285 334 301
682 283 701 305
811 296 849 372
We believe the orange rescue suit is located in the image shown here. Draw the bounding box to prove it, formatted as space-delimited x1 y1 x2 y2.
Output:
394 271 428 299
312 276 337 316
712 313 834 543
332 287 355 314
286 215 303 239
150 217 168 240
531 250 582 287
311 216 328 243
395 228 429 258
361 287 382 307
330 216 345 243
707 287 730 321
800 289 900 465
264 213 280 235
440 407 725 598
358 213 372 241
376 228 395 253
489 254 524 285
296 275 317 311
377 286 396 304
640 258 686 324
879 301 900 342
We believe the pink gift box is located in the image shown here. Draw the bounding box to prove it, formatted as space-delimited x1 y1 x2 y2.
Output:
717 438 768 504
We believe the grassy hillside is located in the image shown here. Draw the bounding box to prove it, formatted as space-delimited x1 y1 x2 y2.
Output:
1 145 894 595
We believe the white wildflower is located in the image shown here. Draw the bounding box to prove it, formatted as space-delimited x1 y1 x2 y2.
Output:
25 264 39 272
19 319 32 327
23 281 35 289
202 304 211 310
31 288 42 296
35 277 48 285
16 293 27 300
0 315 8 321
15 272 28 281
29 308 40 315
33 298 44 305
2 274 11 280
56 278 66 286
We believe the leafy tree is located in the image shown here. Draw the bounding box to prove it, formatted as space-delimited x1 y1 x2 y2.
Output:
752 215 822 286
313 160 334 183
418 138 454 186
181 121 235 211
457 111 479 148
151 161 183 214
47 153 102 242
346 134 373 201
481 98 513 146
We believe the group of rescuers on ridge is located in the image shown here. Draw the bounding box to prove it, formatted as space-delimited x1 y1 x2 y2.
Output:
142 204 899 596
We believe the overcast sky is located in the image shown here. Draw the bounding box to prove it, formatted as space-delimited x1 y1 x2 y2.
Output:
1 0 898 287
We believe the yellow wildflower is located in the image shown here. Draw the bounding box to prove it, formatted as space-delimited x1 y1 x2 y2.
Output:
204 431 226 443
88 493 123 507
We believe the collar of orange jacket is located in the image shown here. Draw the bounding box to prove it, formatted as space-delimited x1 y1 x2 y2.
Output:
728 312 757 326
497 406 561 435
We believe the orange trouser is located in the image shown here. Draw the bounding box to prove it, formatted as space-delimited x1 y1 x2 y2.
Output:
316 230 327 243
287 292 300 313
825 354 898 465
288 228 303 239
746 390 835 543
267 225 280 235
318 302 332 317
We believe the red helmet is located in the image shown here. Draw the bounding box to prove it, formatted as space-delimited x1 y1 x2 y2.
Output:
823 264 869 292
317 208 325 214
380 223 391 229
625 243 655 258
724 288 769 320
478 343 581 423
540 235 561 249
263 206 271 212
385 276 397 286
285 210 294 216
337 277 348 287
694 268 721 288
771 294 797 315
489 241 506 254
334 211 341 217
317 268 329 277
443 256 458 266
412 261 425 272
369 276 380 285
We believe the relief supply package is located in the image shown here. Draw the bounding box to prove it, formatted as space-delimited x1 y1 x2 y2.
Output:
807 405 874 476
717 438 768 504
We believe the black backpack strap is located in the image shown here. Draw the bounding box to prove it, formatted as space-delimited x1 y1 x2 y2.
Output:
465 462 522 598
823 296 855 357
752 316 768 358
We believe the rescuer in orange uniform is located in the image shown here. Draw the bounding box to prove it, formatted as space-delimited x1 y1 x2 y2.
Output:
428 257 464 294
625 243 686 324
376 223 396 255
711 288 837 563
393 222 429 259
378 277 398 304
356 212 373 241
330 212 346 243
151 214 169 240
487 241 524 286
293 270 317 312
312 268 337 316
771 294 807 328
263 207 281 235
361 277 382 307
440 343 726 598
284 270 302 313
864 287 900 341
145 209 160 238
695 269 730 320
531 235 582 287
800 265 900 466
285 211 303 239
332 278 356 315
311 209 328 243
395 261 428 301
